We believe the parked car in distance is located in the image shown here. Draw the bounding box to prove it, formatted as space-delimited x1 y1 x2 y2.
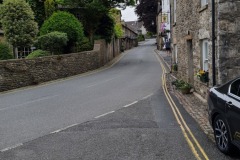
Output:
208 77 240 154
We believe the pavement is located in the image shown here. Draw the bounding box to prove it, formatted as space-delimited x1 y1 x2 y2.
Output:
155 49 214 141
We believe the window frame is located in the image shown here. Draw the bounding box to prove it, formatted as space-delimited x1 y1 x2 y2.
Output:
201 39 209 71
201 0 208 7
228 79 240 99
173 0 176 23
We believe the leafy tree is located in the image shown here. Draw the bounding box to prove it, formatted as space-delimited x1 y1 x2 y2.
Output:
77 0 108 44
109 8 123 38
57 0 136 9
0 42 13 60
27 0 46 27
26 49 50 59
44 0 57 18
55 0 135 43
40 11 84 52
135 0 157 33
0 0 38 54
95 14 115 43
37 31 68 55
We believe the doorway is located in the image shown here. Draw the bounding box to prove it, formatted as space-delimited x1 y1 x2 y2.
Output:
187 40 194 85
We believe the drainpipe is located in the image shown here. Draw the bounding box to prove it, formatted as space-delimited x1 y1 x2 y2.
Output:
212 0 216 86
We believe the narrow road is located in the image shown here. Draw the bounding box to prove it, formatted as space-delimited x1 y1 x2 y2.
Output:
0 39 238 159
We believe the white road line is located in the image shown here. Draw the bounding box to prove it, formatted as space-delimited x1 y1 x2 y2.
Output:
0 95 59 112
1 143 23 152
86 77 118 88
123 101 138 108
142 93 153 100
51 123 78 134
94 111 115 119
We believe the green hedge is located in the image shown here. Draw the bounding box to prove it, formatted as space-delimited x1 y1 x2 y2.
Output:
40 11 84 52
0 42 13 60
26 49 50 59
36 31 68 55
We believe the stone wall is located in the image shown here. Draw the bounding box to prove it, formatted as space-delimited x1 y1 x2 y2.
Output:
171 0 211 97
0 39 122 92
217 1 240 84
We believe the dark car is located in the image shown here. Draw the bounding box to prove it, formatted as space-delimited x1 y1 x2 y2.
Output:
208 77 240 154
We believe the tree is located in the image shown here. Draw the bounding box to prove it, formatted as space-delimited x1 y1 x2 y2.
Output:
56 0 136 9
135 0 157 33
40 11 84 52
109 8 123 38
95 14 115 43
55 0 135 43
27 0 46 27
0 0 38 54
44 0 57 18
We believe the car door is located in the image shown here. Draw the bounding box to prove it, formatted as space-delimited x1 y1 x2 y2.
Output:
226 79 240 145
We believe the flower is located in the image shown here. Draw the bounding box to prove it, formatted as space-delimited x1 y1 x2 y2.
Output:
196 69 209 83
196 69 205 78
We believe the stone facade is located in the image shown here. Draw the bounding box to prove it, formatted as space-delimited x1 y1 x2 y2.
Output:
169 0 240 97
0 39 126 92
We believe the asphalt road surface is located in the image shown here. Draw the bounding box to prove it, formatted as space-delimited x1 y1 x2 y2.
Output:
0 39 239 159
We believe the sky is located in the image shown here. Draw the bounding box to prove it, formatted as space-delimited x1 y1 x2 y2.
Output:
121 6 138 22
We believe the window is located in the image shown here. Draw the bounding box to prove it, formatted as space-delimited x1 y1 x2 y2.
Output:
201 0 208 7
230 79 240 97
173 0 176 23
202 39 208 71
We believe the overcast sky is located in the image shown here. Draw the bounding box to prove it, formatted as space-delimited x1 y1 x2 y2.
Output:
121 6 138 22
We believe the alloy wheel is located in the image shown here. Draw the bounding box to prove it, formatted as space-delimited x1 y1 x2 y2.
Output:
214 119 228 150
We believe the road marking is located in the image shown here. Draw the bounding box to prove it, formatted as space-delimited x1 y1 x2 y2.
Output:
50 123 78 134
142 93 153 100
94 111 115 119
155 52 209 160
1 143 23 152
123 101 138 108
0 95 59 112
86 77 118 88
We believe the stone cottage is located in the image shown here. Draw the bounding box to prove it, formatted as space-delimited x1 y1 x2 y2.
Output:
170 0 240 97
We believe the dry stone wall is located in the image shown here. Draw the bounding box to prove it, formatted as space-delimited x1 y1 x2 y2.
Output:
0 39 122 92
217 1 240 83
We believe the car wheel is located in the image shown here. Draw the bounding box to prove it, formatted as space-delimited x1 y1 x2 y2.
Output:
213 115 233 154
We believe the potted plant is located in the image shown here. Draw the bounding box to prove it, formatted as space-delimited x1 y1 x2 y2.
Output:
196 70 209 83
172 63 178 71
172 79 192 94
179 82 192 94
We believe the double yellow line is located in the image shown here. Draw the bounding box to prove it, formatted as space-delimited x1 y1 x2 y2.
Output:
155 53 209 160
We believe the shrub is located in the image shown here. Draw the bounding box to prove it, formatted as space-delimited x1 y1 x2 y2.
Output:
137 34 145 42
0 42 13 60
36 31 68 55
172 79 192 94
26 49 50 59
95 14 115 43
40 11 84 52
75 37 93 52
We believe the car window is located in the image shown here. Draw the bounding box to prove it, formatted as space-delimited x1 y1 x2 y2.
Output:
230 79 240 97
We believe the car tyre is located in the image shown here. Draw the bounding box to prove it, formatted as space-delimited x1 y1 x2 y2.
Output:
213 114 234 154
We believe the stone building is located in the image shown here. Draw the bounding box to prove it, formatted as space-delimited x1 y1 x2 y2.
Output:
170 0 240 97
156 0 171 50
125 21 147 35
